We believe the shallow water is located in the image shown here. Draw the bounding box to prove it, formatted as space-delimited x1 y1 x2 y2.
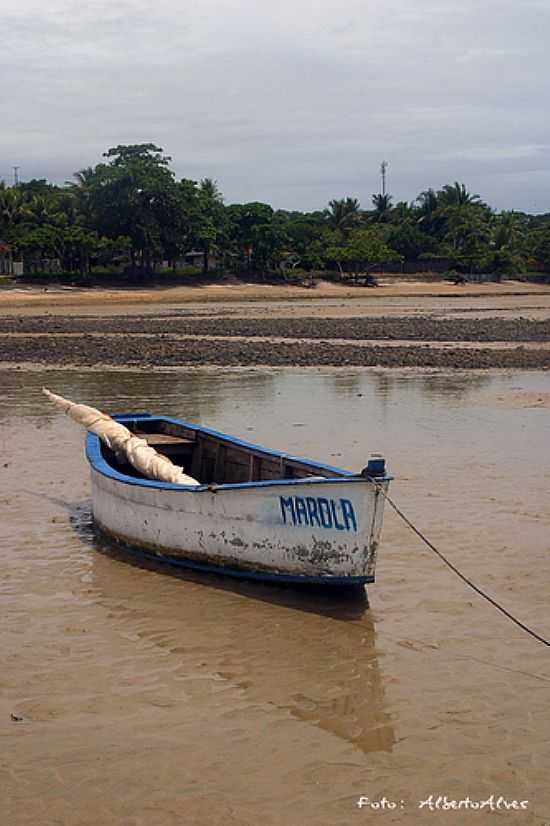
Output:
1 367 549 826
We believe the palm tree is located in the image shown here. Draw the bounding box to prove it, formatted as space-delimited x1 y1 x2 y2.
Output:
26 194 62 226
56 192 80 226
492 211 526 250
199 178 223 203
0 186 32 230
416 187 438 211
196 179 226 272
438 182 483 208
391 201 415 223
371 193 393 223
324 197 361 234
67 166 96 194
65 166 99 225
440 205 491 258
415 188 439 228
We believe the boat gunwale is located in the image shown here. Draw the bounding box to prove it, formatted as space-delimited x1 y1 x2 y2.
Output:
85 413 392 492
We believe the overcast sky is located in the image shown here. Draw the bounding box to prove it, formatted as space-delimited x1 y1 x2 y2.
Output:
2 0 549 212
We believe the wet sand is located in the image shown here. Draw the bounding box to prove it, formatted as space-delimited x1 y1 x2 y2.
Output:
1 367 550 826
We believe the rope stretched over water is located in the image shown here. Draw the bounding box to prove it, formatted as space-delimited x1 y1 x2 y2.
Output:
369 479 550 648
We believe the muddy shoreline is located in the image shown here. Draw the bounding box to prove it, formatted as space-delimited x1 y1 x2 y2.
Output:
1 312 550 369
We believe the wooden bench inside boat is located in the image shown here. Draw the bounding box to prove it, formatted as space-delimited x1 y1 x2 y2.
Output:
103 419 343 485
133 430 196 459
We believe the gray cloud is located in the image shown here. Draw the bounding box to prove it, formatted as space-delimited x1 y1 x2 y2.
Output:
1 0 548 212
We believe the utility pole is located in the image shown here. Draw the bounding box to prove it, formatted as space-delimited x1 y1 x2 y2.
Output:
13 166 20 186
380 161 388 196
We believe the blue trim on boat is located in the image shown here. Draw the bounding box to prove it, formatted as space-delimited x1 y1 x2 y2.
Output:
96 527 375 586
86 414 392 492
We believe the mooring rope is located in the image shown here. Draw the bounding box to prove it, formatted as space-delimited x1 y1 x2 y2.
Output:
368 479 550 648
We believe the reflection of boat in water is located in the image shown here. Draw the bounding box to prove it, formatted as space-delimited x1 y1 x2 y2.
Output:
87 413 391 586
85 523 396 755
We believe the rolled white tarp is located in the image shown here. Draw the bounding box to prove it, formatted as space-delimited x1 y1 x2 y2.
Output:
42 388 200 486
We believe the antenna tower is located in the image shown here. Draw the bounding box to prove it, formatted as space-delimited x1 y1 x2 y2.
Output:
380 161 388 196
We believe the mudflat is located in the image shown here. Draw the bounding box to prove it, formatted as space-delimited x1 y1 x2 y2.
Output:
1 280 550 369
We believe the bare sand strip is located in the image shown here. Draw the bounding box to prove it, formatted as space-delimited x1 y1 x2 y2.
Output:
1 279 550 317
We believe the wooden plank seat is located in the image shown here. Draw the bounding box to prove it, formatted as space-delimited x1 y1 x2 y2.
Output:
134 431 195 447
132 430 196 464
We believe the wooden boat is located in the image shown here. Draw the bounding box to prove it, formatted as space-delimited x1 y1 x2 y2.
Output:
86 413 391 586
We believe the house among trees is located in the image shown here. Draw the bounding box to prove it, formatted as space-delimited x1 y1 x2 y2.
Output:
183 249 219 271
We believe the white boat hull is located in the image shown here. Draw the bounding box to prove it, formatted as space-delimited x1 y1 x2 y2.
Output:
91 471 388 584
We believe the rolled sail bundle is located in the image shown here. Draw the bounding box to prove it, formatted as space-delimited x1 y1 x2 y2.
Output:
42 388 200 486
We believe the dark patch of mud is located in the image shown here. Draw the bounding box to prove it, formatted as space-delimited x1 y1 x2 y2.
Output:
2 314 550 342
1 333 549 369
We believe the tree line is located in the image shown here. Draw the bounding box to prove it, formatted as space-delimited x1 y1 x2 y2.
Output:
1 143 549 279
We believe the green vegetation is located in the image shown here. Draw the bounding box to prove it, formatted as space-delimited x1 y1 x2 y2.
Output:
1 143 549 281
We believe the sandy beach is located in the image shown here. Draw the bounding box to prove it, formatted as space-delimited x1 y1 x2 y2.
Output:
1 278 549 314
